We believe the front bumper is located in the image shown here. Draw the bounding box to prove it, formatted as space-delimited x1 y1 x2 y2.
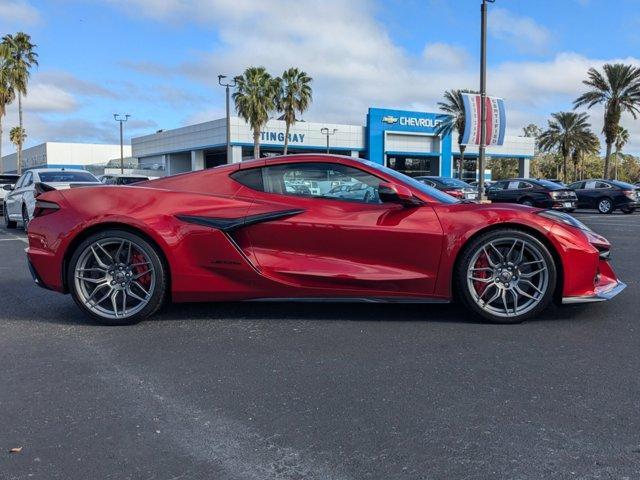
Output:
563 280 626 304
562 256 626 304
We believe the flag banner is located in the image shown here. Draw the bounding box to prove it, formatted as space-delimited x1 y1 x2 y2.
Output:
461 93 506 146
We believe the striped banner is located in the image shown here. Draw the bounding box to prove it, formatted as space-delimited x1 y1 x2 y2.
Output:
461 93 506 146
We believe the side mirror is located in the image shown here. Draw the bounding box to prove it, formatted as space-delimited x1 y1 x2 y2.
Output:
378 182 421 206
2 184 14 191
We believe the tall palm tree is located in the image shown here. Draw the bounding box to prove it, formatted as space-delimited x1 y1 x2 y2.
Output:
574 63 640 178
276 68 312 155
233 67 278 159
0 57 16 174
613 126 629 180
2 32 38 175
538 111 594 183
571 130 600 181
435 89 477 179
9 126 26 166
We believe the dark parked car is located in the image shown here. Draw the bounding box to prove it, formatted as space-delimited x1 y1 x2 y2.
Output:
415 176 478 200
487 178 577 211
469 180 495 195
567 179 639 214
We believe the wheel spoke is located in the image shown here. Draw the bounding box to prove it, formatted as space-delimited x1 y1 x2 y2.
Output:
110 290 120 317
470 267 493 272
133 268 152 280
131 281 150 298
470 276 493 283
90 246 109 269
96 242 115 263
126 286 147 302
482 286 501 306
514 285 538 300
488 242 505 263
506 239 518 262
482 247 498 267
76 274 107 284
509 289 519 314
521 279 544 295
520 266 546 279
115 240 126 263
501 289 510 315
85 283 112 307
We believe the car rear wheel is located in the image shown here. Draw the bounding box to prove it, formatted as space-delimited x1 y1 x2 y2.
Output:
597 198 613 214
456 229 557 324
22 204 30 231
3 203 17 229
519 198 534 207
68 229 168 325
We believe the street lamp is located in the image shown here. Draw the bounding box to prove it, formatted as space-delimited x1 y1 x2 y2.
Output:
478 0 495 200
218 74 237 163
113 114 131 174
320 128 337 154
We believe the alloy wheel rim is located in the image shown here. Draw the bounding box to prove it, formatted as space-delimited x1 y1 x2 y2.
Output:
467 237 549 318
74 237 156 319
600 200 611 212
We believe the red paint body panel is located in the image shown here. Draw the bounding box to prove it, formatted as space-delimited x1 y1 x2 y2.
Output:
26 154 623 307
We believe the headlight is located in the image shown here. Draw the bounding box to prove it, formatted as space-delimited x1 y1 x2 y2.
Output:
537 209 591 231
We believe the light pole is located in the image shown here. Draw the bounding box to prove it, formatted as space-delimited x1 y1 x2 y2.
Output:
113 114 131 174
218 75 237 163
321 128 337 154
478 0 494 200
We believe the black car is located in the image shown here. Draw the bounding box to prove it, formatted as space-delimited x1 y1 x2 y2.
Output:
567 179 639 214
487 178 577 211
415 176 478 201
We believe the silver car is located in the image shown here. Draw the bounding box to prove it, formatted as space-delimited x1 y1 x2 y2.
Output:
0 174 20 216
3 168 101 229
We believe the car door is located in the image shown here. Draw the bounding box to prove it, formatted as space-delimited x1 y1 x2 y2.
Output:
238 161 444 297
568 182 587 207
581 180 600 208
4 173 28 221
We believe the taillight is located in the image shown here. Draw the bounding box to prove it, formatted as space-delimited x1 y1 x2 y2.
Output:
33 200 60 218
623 190 636 200
446 189 464 198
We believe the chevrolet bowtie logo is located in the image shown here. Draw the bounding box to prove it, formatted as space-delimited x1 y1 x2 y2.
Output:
381 115 398 124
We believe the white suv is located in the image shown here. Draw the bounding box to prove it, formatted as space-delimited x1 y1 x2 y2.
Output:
3 168 101 229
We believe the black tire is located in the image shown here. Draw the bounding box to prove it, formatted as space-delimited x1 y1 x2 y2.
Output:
621 207 635 214
597 197 614 214
564 208 576 213
22 204 30 231
4 203 17 229
455 229 557 324
519 198 534 207
67 229 168 325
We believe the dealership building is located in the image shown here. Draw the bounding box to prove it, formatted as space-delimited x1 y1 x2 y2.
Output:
132 107 535 180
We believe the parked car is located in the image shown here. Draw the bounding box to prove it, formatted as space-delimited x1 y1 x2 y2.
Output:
0 174 20 216
99 174 149 185
541 178 567 187
487 178 577 211
469 180 495 195
415 176 478 201
567 179 640 214
26 154 624 325
3 168 101 230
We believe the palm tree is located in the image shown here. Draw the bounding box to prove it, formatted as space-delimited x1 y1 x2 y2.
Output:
9 126 26 165
233 67 278 159
571 131 600 181
574 63 640 178
538 111 594 183
435 89 477 179
613 126 629 180
2 33 38 175
276 68 312 155
0 57 16 174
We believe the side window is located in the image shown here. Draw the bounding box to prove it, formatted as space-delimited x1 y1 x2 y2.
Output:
518 181 533 189
23 172 33 186
230 168 264 191
569 182 584 190
507 181 520 190
595 181 611 189
262 162 382 203
585 180 597 189
14 174 27 189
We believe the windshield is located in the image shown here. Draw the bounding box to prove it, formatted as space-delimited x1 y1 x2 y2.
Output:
610 180 637 189
362 161 459 204
38 171 100 183
537 179 565 190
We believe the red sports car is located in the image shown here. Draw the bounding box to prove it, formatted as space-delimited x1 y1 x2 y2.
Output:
26 154 625 325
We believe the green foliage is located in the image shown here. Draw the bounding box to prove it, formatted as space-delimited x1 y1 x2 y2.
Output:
487 157 519 180
275 68 312 155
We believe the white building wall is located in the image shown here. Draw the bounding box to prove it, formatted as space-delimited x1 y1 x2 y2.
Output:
453 136 535 157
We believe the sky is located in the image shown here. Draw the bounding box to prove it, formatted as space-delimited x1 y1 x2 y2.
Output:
2 0 640 155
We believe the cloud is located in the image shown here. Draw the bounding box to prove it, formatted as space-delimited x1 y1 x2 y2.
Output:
37 71 118 99
488 8 552 54
0 0 41 27
423 42 469 69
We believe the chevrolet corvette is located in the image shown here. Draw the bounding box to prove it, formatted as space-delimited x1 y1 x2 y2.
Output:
26 154 625 325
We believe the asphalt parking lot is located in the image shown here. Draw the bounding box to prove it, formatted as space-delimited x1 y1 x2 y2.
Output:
1 211 640 480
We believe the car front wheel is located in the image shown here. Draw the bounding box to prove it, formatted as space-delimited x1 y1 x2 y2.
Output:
456 229 557 324
68 229 168 325
597 198 613 214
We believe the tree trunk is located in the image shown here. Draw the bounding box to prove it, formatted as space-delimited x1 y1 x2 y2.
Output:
603 142 612 179
614 149 619 180
0 114 3 174
458 145 465 180
253 129 260 159
562 153 569 183
17 92 23 175
283 121 290 155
